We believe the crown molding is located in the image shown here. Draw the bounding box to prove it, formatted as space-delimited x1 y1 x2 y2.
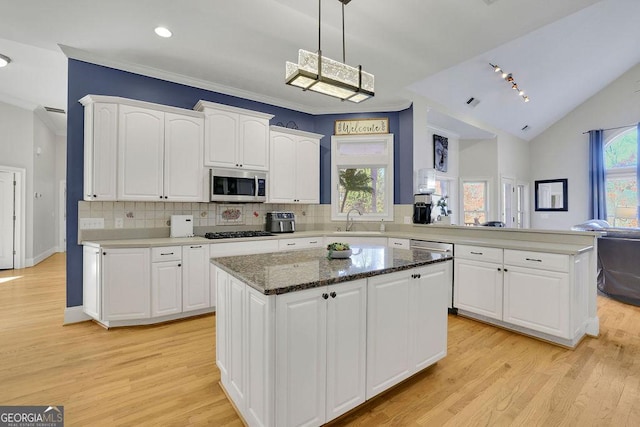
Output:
59 45 412 116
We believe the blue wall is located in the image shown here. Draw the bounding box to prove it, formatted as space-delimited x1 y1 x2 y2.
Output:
66 59 413 307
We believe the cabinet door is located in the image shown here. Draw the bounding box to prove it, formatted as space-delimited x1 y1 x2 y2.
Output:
102 247 150 320
326 280 367 422
454 259 503 320
164 113 205 202
118 105 165 200
151 261 182 317
84 103 117 201
366 270 412 399
203 109 238 168
182 244 210 312
275 286 327 427
239 116 269 170
503 265 570 338
215 267 229 381
82 245 101 319
269 132 297 202
295 137 320 204
411 263 450 372
227 274 247 409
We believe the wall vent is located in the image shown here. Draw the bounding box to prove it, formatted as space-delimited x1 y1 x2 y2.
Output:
44 106 66 114
466 97 480 107
521 125 530 131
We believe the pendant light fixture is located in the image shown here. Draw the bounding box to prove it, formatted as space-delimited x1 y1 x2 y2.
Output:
285 0 374 103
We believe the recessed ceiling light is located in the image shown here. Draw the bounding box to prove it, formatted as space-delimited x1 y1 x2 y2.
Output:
0 53 11 67
154 27 172 38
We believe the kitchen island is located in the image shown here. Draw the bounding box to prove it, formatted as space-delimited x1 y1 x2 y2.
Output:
211 245 452 427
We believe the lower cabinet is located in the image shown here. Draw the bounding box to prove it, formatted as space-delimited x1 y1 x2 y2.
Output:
215 260 451 427
182 244 210 311
454 258 503 320
151 258 183 317
102 247 151 321
366 262 449 399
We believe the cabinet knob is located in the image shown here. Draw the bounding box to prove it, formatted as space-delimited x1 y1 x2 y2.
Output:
159 196 163 199
330 292 337 298
322 293 329 300
93 194 97 198
178 263 181 267
102 252 106 255
504 268 508 272
498 267 502 272
164 196 168 199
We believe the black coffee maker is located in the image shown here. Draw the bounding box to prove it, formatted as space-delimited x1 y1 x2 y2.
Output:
413 194 432 224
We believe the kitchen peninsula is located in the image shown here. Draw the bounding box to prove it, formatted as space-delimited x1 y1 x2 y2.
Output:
211 245 452 427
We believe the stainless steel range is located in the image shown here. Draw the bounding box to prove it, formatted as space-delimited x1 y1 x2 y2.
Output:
204 231 275 240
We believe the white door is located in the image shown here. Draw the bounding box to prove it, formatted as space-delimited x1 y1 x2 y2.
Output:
325 279 367 422
182 244 210 312
295 137 320 204
118 105 165 200
275 286 327 427
164 113 205 202
151 261 183 317
203 109 238 168
454 259 504 320
501 176 516 227
0 171 15 269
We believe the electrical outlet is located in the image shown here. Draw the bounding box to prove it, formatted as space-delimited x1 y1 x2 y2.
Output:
404 216 412 224
79 218 105 230
115 218 124 229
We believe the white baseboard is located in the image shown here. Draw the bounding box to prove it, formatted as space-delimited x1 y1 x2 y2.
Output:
586 316 600 337
27 247 58 267
64 306 91 324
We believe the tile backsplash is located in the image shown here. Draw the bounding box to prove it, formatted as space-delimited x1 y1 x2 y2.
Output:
78 201 415 231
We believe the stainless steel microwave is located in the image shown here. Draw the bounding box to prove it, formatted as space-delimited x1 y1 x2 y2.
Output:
210 168 267 202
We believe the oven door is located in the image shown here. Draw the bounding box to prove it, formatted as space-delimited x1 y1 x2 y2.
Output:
210 168 266 202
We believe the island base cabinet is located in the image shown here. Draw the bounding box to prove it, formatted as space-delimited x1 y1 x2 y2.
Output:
366 262 450 400
454 259 503 320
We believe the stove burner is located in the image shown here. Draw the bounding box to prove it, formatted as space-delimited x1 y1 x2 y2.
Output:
204 231 276 240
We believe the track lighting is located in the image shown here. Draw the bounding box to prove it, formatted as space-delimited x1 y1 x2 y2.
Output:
489 63 529 103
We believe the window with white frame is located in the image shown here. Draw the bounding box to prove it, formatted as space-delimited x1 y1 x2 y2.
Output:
331 134 394 221
461 179 489 225
604 128 638 228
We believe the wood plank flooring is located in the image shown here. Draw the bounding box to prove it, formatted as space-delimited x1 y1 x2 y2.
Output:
1 253 639 426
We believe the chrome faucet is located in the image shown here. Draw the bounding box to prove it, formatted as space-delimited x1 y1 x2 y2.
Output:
346 208 362 232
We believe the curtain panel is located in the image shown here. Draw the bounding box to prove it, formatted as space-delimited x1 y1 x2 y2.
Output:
588 129 607 220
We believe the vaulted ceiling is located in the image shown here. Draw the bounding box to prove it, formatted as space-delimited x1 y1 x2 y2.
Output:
0 0 637 139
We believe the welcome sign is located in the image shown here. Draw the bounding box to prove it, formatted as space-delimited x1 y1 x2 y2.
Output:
334 118 389 135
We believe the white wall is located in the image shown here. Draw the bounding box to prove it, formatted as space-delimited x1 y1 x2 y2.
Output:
530 63 640 229
32 115 58 262
55 135 66 251
459 138 500 222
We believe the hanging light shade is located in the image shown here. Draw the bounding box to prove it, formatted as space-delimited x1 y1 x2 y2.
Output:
285 0 374 103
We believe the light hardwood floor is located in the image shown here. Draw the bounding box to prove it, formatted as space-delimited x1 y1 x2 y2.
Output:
1 253 639 426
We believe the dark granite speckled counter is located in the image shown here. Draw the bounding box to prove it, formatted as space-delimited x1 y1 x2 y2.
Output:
211 245 452 295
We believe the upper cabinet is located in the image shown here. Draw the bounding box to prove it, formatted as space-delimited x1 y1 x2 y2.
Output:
80 95 207 202
269 126 323 204
194 101 274 171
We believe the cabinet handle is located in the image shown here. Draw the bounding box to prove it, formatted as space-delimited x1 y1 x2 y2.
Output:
525 258 543 262
504 268 508 272
498 267 502 271
470 251 483 255
161 252 174 256
102 252 106 256
287 243 295 246
330 292 337 298
322 293 329 300
190 245 202 248
309 241 318 244
411 273 421 279
394 242 402 246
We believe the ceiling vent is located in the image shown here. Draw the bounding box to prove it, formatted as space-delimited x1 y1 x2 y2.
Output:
466 97 480 107
44 106 66 114
521 125 530 131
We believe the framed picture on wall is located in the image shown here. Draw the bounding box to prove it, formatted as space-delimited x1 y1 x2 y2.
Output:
434 134 448 172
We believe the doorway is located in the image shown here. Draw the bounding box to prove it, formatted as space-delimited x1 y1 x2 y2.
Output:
0 167 25 269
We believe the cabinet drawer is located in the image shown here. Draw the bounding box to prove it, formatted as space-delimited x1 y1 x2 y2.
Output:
388 238 410 249
455 245 503 263
151 246 182 262
278 237 322 251
504 250 569 272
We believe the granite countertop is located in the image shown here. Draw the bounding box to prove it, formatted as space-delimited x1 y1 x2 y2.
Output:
211 245 452 295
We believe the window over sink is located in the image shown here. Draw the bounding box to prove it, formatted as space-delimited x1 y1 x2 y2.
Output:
331 134 394 222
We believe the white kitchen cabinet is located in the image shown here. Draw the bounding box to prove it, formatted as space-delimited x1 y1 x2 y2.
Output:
454 245 504 320
182 244 210 312
215 267 229 382
366 263 450 399
102 247 151 321
164 113 206 202
118 104 165 201
195 100 273 170
388 237 410 249
151 246 182 317
83 244 101 318
80 99 118 201
278 237 322 251
227 273 247 410
275 279 367 426
269 127 323 204
503 249 571 338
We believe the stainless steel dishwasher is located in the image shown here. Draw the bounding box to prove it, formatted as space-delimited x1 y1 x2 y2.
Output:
410 239 456 314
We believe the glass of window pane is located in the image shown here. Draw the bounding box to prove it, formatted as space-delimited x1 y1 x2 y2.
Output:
338 168 386 213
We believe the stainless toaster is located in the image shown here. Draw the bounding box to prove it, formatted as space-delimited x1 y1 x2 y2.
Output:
266 212 295 233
